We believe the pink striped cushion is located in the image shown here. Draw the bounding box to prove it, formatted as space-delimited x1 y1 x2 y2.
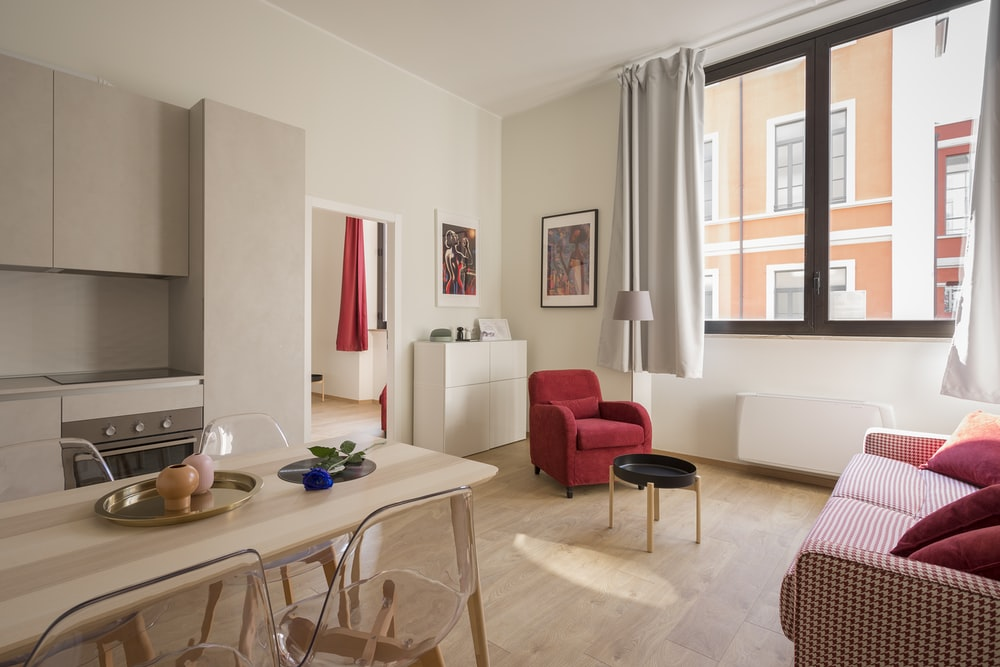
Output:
803 497 915 554
833 454 925 516
916 469 980 518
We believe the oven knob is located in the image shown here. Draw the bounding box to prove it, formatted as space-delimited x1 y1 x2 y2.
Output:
134 421 145 433
104 424 117 437
161 417 173 430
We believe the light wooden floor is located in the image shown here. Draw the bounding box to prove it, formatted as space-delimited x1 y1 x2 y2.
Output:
310 393 382 442
311 398 832 666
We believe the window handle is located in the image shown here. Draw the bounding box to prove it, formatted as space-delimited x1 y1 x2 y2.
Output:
813 272 822 294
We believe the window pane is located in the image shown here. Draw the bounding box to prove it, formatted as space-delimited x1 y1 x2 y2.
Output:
704 57 806 321
828 3 987 321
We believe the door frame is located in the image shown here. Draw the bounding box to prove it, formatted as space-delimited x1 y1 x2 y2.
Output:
304 196 402 440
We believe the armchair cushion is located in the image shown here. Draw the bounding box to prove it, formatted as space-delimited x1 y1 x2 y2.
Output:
923 411 1000 487
892 484 1000 557
576 418 646 451
551 396 600 419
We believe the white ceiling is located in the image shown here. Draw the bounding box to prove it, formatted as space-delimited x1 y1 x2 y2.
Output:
266 0 900 117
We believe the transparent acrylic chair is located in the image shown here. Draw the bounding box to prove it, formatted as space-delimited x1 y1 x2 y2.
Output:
0 438 113 503
198 412 343 607
274 486 479 667
199 412 290 457
24 548 279 667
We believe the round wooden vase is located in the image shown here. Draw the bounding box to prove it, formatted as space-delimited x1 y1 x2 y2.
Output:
156 463 200 511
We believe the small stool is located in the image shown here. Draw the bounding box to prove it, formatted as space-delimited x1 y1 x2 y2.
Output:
311 373 325 401
609 453 701 552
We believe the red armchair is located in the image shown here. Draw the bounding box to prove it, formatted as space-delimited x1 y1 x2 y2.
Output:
529 369 652 498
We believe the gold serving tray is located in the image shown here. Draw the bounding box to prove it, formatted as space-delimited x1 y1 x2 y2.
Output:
94 471 263 527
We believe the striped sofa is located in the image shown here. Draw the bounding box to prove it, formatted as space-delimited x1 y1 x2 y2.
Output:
780 427 1000 666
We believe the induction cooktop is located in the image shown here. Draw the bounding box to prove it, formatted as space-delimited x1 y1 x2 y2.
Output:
45 368 198 385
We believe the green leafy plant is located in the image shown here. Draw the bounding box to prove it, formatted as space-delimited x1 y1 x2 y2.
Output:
307 440 366 474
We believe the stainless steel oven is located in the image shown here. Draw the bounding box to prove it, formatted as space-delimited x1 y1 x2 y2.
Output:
62 406 203 481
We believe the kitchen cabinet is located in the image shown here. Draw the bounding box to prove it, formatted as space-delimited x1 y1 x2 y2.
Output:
413 340 527 457
0 397 60 446
172 99 306 444
53 72 189 276
0 53 53 268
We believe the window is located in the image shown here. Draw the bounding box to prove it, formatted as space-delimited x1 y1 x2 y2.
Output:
703 0 988 337
703 137 716 221
944 153 971 235
774 118 805 211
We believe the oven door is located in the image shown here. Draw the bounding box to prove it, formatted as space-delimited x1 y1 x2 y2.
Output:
95 431 200 481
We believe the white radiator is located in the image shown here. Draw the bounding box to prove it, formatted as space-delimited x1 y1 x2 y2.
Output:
736 392 895 476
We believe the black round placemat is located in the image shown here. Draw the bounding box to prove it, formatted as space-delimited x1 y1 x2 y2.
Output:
277 458 376 484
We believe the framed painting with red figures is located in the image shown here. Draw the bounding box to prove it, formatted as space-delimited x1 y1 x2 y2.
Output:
541 209 597 307
436 209 479 307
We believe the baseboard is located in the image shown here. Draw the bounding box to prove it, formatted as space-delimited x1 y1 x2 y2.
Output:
311 392 378 405
651 449 838 489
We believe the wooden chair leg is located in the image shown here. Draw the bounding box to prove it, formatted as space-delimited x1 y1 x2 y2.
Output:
413 645 446 667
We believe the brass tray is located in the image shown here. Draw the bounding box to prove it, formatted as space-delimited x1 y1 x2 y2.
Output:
94 471 263 527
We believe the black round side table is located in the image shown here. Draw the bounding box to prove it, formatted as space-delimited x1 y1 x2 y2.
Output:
609 452 702 552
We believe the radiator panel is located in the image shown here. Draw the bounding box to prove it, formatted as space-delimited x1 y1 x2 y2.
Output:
736 392 895 477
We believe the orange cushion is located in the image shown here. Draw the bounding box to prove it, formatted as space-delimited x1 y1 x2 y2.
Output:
923 411 1000 487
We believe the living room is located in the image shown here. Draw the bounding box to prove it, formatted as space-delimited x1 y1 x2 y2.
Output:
1 0 999 663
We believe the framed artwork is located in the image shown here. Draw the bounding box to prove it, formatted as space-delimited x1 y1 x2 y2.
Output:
435 209 479 307
541 209 597 307
478 318 511 341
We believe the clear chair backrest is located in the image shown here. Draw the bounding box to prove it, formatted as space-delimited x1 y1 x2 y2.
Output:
275 487 477 667
199 412 289 457
0 438 113 502
25 548 279 667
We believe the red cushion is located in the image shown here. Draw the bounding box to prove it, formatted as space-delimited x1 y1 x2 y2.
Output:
908 525 1000 580
923 411 1000 487
551 396 600 419
891 485 1000 557
576 418 645 450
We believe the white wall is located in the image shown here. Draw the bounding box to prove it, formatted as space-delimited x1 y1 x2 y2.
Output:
0 0 502 441
502 79 998 468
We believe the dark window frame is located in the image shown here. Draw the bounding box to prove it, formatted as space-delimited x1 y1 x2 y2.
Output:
704 0 979 338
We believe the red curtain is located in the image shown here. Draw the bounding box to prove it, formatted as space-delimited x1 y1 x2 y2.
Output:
336 217 368 351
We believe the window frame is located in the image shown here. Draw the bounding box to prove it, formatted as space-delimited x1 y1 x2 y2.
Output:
704 0 979 338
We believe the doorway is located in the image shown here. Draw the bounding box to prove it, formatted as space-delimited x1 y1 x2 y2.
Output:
305 196 402 443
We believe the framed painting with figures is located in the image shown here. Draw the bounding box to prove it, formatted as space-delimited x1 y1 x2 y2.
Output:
541 209 597 307
436 209 479 307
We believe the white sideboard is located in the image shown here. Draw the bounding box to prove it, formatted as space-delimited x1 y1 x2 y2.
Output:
413 340 527 457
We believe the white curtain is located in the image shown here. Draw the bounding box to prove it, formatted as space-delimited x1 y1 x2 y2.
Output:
941 0 1000 402
597 49 706 378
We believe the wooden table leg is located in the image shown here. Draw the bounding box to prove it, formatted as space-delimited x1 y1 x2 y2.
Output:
694 475 702 544
646 483 654 553
608 465 614 529
467 585 491 666
654 486 660 522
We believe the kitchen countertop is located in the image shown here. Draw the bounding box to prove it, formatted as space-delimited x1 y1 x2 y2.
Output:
0 373 204 400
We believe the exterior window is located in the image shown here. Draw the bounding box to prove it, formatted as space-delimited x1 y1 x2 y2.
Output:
704 138 715 221
830 109 848 204
704 270 719 319
704 0 987 337
944 153 971 235
774 119 805 211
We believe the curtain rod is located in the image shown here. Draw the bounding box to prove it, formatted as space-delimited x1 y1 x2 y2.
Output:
617 0 864 71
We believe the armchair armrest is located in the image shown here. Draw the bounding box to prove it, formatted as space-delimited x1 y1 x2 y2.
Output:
863 427 947 467
785 539 1000 664
599 401 651 428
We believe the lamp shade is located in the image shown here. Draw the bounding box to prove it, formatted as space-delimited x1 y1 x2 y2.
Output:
612 290 654 321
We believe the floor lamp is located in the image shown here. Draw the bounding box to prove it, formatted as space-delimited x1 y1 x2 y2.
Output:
613 290 654 401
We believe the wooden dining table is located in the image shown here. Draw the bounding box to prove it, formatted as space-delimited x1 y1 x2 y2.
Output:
0 436 498 665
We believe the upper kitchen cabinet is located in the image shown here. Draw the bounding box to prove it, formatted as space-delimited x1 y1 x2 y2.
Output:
0 53 53 268
53 72 189 276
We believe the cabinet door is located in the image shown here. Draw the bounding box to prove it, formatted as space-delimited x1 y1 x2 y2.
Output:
0 54 53 268
444 383 490 457
0 398 60 446
53 72 188 276
490 378 527 447
490 340 527 381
